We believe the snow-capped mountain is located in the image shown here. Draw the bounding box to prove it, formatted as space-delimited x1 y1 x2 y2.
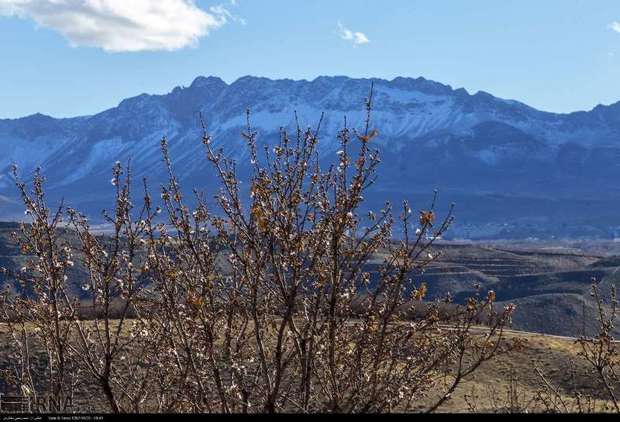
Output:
3 75 620 238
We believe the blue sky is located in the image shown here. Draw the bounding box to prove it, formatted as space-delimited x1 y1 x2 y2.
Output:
1 0 620 118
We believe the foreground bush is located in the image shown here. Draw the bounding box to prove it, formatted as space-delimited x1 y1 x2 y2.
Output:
0 89 514 413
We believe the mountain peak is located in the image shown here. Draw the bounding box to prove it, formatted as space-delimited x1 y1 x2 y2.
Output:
118 93 152 110
233 75 275 85
22 112 54 121
190 76 227 89
312 75 350 84
389 76 454 96
473 90 495 99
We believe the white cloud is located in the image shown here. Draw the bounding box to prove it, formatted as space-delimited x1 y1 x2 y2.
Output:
210 3 246 26
337 21 369 46
609 21 620 33
0 0 238 52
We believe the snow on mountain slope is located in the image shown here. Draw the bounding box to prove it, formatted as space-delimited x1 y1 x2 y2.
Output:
2 75 620 238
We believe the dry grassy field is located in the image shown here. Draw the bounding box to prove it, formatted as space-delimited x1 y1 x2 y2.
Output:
0 319 616 414
423 329 616 413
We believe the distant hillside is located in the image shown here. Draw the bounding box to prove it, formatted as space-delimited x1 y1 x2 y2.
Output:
2 220 619 337
368 241 620 337
4 76 620 238
435 243 620 337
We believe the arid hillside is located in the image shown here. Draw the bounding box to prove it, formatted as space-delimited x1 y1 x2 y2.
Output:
2 221 619 337
424 329 620 413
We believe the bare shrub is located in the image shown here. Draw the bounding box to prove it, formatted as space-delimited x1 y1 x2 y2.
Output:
0 168 78 409
532 280 620 414
0 87 515 413
479 279 620 414
576 281 620 412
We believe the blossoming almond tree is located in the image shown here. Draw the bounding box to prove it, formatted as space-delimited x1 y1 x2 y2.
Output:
1 87 515 414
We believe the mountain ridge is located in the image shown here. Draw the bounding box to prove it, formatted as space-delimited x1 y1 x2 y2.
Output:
3 75 620 239
5 74 620 122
